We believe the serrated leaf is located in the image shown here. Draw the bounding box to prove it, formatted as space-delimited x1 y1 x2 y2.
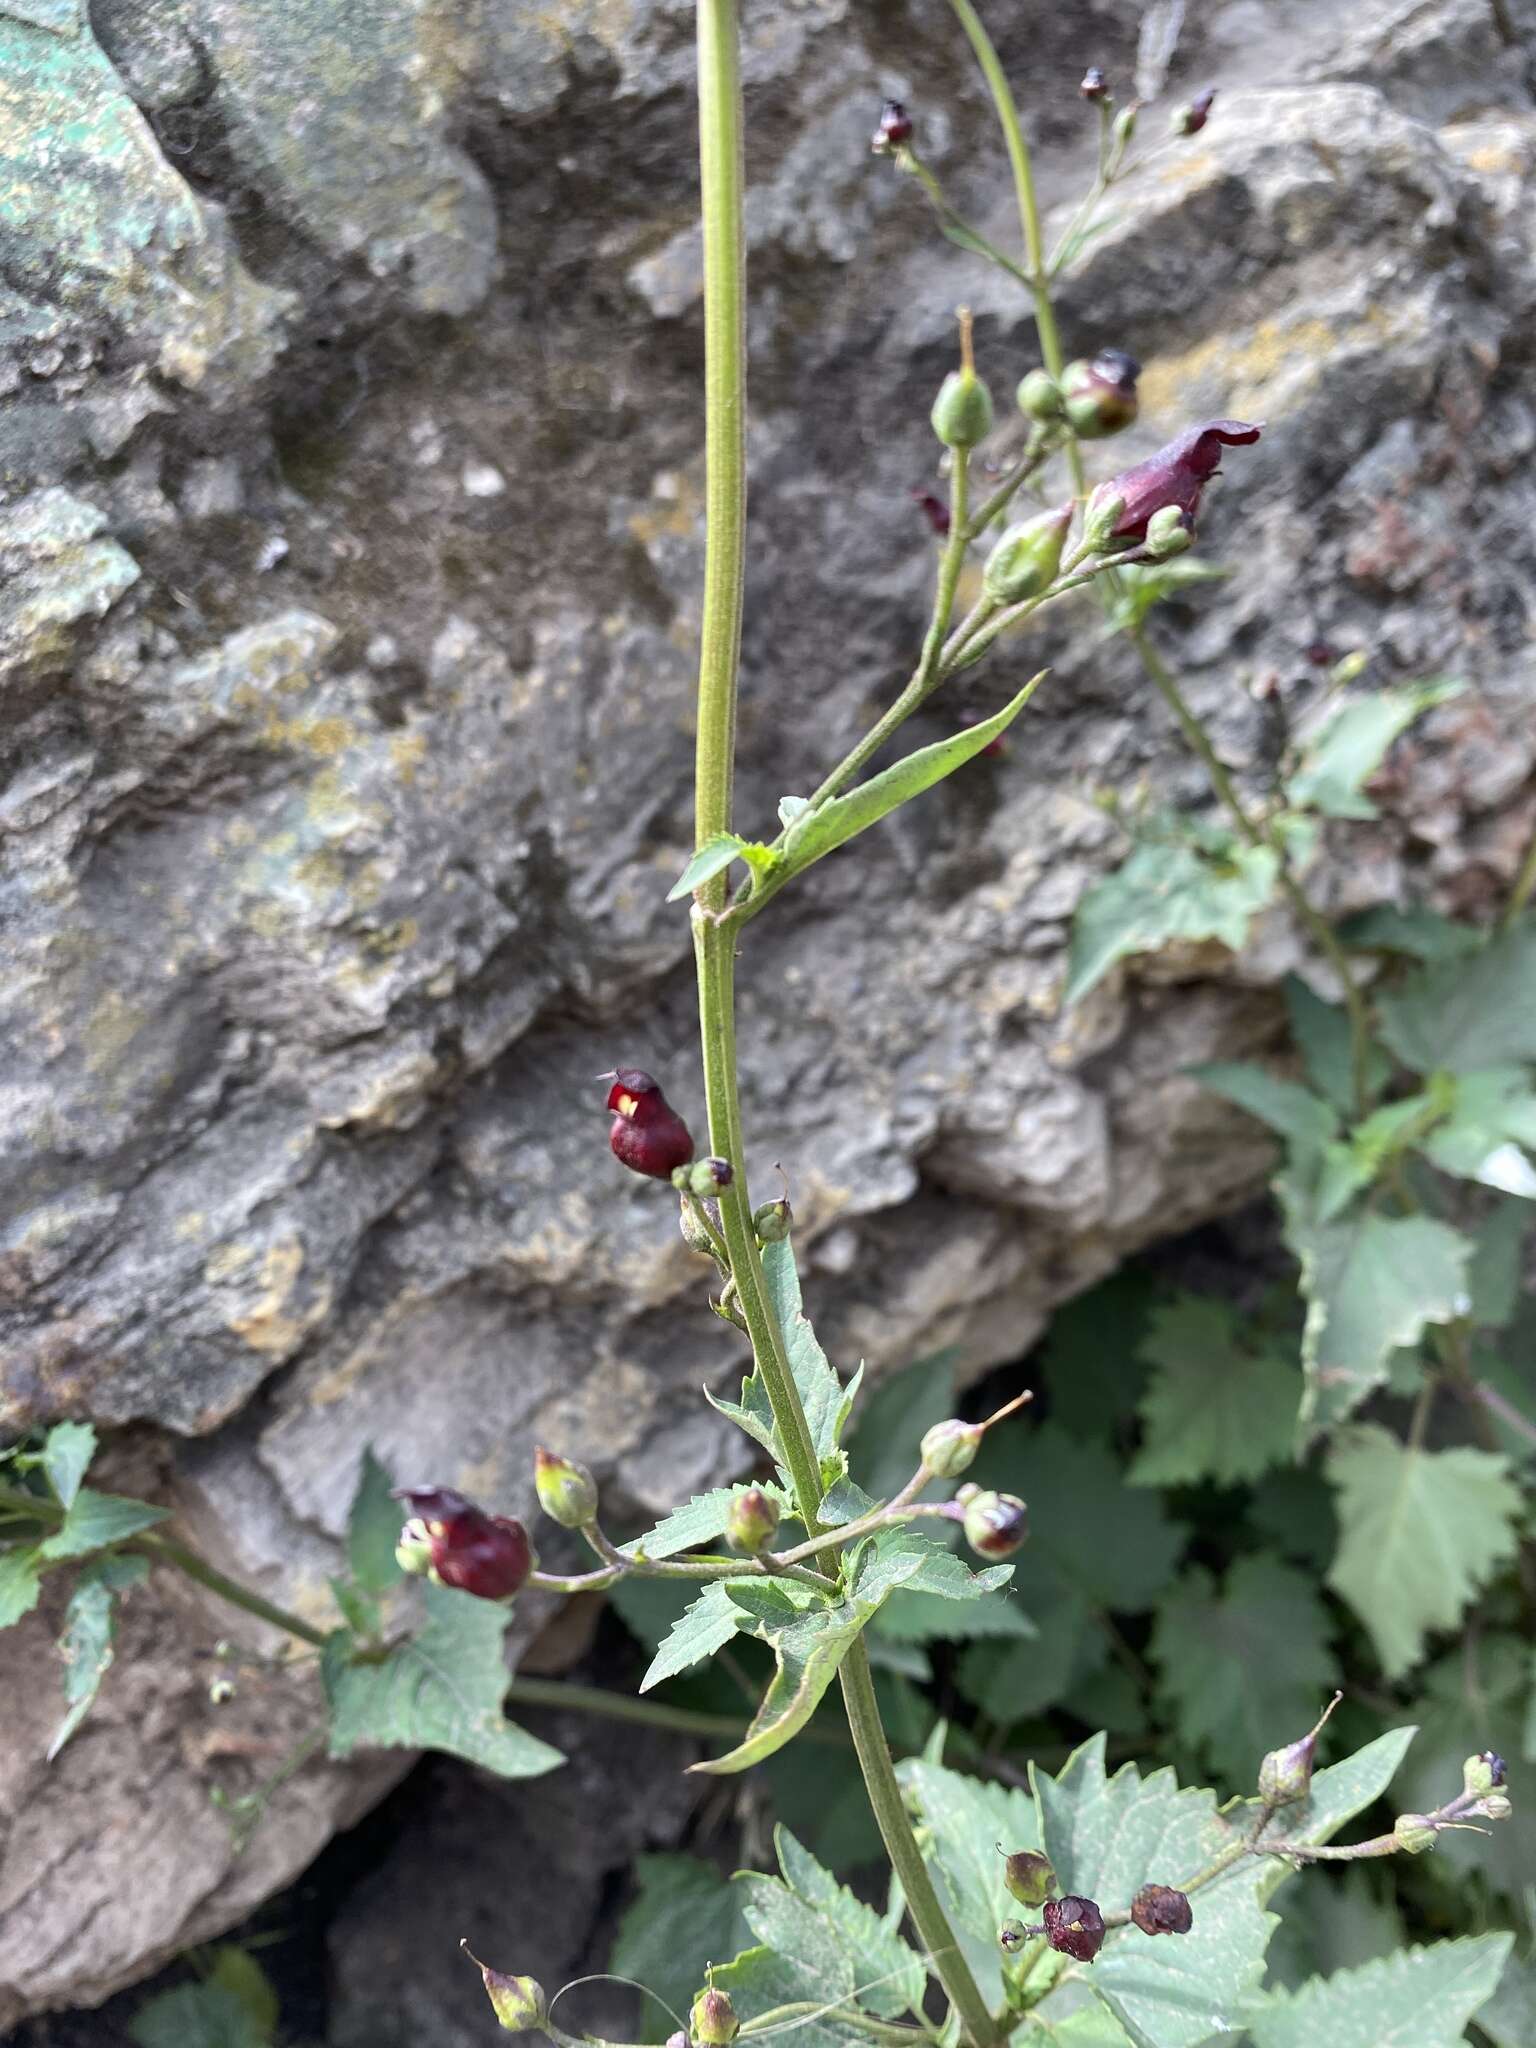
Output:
1337 904 1481 963
1030 1734 1277 2048
897 1755 1043 2010
1418 1066 1536 1196
1286 679 1463 819
347 1448 404 1594
0 1545 44 1626
1326 1425 1523 1677
128 1983 270 2048
1039 1270 1157 1442
736 1837 924 2025
1282 976 1391 1115
1467 1198 1531 1330
639 1579 750 1692
877 1585 1035 1645
777 672 1045 884
1283 1194 1471 1432
709 1240 861 1476
817 1476 877 1526
622 1486 764 1561
1263 1865 1405 1994
610 1854 753 2043
323 1581 564 1778
1129 1296 1302 1487
1476 1948 1536 2048
1193 1062 1339 1162
1247 1934 1512 2048
38 1488 169 1560
1377 919 1536 1074
870 1525 1015 1603
1065 835 1280 1006
1151 1557 1336 1788
711 1946 869 2048
772 1825 927 2017
40 1421 96 1508
48 1554 148 1760
667 832 748 902
953 1583 1096 1723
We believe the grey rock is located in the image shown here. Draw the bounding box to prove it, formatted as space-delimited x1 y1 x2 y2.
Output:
2 0 1535 2021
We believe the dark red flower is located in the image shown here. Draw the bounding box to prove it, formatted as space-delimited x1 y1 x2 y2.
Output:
871 100 913 152
1096 420 1262 545
1130 1885 1193 1936
1177 88 1216 136
1044 1895 1106 1963
605 1069 694 1180
394 1486 535 1600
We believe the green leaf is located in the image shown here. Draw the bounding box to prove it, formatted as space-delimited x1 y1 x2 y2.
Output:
877 1584 1035 1645
1129 1296 1302 1487
639 1579 750 1691
896 1755 1042 2011
1263 1864 1404 1994
1038 1270 1157 1443
205 1951 280 2040
40 1420 96 1508
1477 1948 1536 2048
1283 1195 1472 1432
711 1946 869 2048
1377 919 1536 1074
1103 556 1228 632
610 1854 752 2043
38 1487 169 1561
0 1545 44 1626
129 1983 271 2048
1326 1425 1523 1677
1289 1723 1418 1846
1065 835 1280 1006
1418 1067 1536 1197
347 1448 404 1594
48 1554 148 1760
1286 679 1463 819
1282 976 1391 1115
690 1545 925 1774
777 672 1045 884
1030 1734 1277 2048
1193 1062 1339 1162
622 1486 770 1560
1467 1198 1531 1330
667 832 748 902
771 1825 926 2017
709 1240 861 1475
1151 1556 1336 1787
1247 1934 1512 2048
953 1584 1097 1723
1337 905 1481 964
870 1526 1015 1603
1247 1465 1339 1571
323 1581 564 1778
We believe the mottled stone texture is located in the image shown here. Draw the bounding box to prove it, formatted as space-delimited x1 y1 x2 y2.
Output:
2 0 1535 2019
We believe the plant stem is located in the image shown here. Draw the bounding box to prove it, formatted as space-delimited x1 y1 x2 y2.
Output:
1501 820 1536 933
136 1532 333 1648
504 1674 851 1748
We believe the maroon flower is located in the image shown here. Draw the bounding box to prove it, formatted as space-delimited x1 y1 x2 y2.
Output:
1044 1895 1106 1963
1095 420 1262 545
1176 88 1216 136
394 1486 535 1600
606 1068 694 1180
1130 1885 1193 1936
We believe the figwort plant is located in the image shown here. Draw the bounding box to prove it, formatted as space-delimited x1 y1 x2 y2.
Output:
3 5 1532 2045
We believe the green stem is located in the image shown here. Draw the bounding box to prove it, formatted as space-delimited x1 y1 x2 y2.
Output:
137 1532 332 1648
1502 820 1536 933
742 2002 933 2044
504 1674 851 1749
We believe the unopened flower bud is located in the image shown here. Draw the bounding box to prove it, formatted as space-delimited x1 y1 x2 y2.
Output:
687 1156 734 1198
1079 66 1108 101
534 1447 598 1529
1145 504 1192 557
1258 1692 1340 1808
932 367 994 451
607 1069 694 1181
999 1917 1029 1951
726 1486 781 1555
871 99 913 154
1130 1885 1192 1936
1393 1813 1438 1855
962 1490 1028 1559
1060 350 1140 439
395 1517 435 1577
1112 104 1137 151
753 1197 793 1244
691 1985 740 2046
1003 1850 1055 1907
208 1676 236 1706
922 1417 985 1478
394 1487 536 1601
1172 88 1215 137
464 1946 547 2034
1481 1791 1513 1821
1081 488 1127 554
1017 367 1064 422
1044 1895 1105 1963
983 503 1072 604
1464 1750 1506 1797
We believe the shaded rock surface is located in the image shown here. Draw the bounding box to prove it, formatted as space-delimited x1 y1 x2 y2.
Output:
3 0 1536 2020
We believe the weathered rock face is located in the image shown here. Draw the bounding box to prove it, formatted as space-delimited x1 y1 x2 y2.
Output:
3 0 1535 2020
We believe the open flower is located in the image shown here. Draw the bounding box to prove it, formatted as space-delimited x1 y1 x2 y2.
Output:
394 1486 535 1600
1092 420 1261 546
606 1068 695 1180
1044 1894 1106 1962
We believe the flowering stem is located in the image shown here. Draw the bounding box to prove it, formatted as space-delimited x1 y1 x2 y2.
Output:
136 1531 333 1648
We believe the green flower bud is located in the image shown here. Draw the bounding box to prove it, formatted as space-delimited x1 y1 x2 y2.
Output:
921 1417 984 1478
1081 487 1127 555
1060 350 1140 439
395 1517 435 1577
1003 1849 1055 1907
753 1197 793 1244
1463 1752 1500 1799
982 503 1073 605
464 1945 547 2033
1017 368 1064 422
1258 1693 1340 1807
691 1985 740 2046
962 1489 1028 1559
1144 504 1193 558
1393 1813 1438 1855
1112 104 1137 151
932 308 993 450
534 1446 599 1529
726 1486 781 1554
1481 1791 1513 1821
998 1917 1029 1952
687 1156 734 1198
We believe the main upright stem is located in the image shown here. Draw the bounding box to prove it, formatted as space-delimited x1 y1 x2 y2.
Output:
690 10 1000 2041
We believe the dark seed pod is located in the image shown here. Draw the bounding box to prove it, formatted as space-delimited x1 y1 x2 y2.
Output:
1043 1895 1106 1963
1003 1849 1055 1908
1130 1885 1192 1936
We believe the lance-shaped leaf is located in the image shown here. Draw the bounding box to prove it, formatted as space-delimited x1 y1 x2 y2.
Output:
1285 678 1462 819
40 1420 96 1509
38 1487 169 1561
708 1239 862 1474
0 1546 44 1627
347 1448 404 1594
639 1578 754 1692
48 1554 149 1760
776 672 1045 884
667 832 750 901
622 1484 787 1561
1246 1934 1512 2048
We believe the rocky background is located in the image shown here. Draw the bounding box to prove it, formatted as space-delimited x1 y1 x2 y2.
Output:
3 0 1536 2032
